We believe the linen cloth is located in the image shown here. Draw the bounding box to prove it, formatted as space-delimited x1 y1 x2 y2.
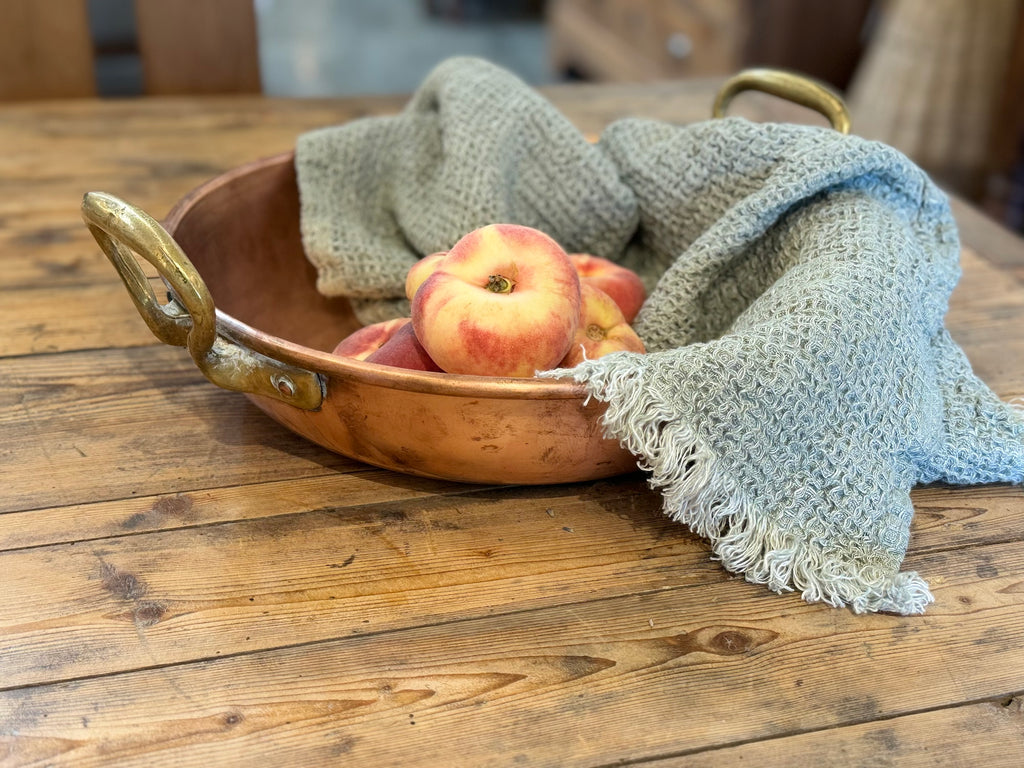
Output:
296 57 1024 614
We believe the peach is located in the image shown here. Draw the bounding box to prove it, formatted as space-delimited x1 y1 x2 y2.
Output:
405 251 448 301
364 320 443 372
559 283 645 367
569 253 646 323
412 224 581 378
331 317 410 360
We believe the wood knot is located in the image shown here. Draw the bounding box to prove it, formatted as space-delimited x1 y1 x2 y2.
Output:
710 630 754 655
133 601 166 627
663 625 778 658
100 563 147 601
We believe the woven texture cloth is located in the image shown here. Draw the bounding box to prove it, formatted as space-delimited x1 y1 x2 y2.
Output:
296 57 1024 614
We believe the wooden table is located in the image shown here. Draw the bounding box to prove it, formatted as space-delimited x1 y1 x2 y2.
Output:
2 81 1023 767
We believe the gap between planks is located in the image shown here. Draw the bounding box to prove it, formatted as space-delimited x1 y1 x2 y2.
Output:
0 468 514 551
593 693 1024 768
2 473 1019 555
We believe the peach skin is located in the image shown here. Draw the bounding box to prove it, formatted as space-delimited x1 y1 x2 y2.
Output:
560 283 645 367
412 224 581 377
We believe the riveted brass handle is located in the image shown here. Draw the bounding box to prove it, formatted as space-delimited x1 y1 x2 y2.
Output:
81 191 323 410
713 68 851 134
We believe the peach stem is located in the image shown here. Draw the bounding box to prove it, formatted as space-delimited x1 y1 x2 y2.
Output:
486 274 516 293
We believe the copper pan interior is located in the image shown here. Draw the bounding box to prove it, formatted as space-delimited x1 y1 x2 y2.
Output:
160 152 596 400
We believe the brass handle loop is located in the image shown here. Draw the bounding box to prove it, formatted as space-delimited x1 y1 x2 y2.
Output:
82 191 323 410
712 68 851 134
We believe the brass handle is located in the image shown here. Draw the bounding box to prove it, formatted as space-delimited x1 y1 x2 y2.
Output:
713 68 851 134
81 191 323 410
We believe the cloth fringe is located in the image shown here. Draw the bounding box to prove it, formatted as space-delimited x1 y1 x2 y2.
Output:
543 356 935 615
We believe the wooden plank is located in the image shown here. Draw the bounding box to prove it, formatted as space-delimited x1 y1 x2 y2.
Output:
0 225 122 291
950 248 1024 330
0 96 406 224
0 471 504 552
0 284 161 356
2 466 1018 556
133 0 261 95
0 0 95 100
0 345 359 514
644 698 1024 767
0 475 701 689
1 453 1022 689
944 248 1024 397
950 196 1024 282
0 85 712 292
909 483 1024 552
952 336 1024 401
0 542 1021 766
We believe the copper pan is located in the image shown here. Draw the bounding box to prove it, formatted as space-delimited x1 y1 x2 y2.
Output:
80 69 848 485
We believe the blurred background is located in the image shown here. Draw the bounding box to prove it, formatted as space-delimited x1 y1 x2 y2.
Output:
3 0 1023 232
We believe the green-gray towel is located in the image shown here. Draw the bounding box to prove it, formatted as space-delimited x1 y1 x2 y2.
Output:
296 57 1024 614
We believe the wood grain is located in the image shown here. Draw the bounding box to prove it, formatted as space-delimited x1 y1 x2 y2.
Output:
0 283 161 356
646 698 1024 767
0 471 501 552
0 96 405 225
910 483 1024 552
1 468 1021 690
947 248 1024 396
0 475 701 688
949 197 1024 282
0 542 1021 767
2 472 1019 556
0 346 359 514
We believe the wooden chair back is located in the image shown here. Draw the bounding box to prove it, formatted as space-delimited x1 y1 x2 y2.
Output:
0 0 260 100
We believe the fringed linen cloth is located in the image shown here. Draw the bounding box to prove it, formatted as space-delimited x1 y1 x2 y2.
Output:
296 58 1024 614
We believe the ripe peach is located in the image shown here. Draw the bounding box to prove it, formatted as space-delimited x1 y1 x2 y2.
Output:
364 321 443 372
412 224 581 378
405 251 448 301
569 253 646 323
559 283 645 367
331 318 410 360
